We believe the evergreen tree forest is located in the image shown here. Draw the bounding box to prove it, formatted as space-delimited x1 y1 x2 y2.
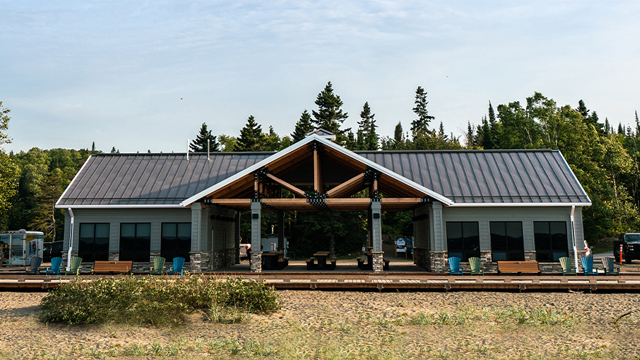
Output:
1 84 640 256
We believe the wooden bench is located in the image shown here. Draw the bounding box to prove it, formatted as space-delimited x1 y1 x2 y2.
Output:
497 261 540 275
92 261 133 274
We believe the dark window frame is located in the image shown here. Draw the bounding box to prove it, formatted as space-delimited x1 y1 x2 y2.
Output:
119 223 151 262
490 221 525 261
161 222 191 262
446 221 480 262
78 223 110 262
534 221 569 262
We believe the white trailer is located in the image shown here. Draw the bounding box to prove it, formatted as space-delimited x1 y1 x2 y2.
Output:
0 230 44 266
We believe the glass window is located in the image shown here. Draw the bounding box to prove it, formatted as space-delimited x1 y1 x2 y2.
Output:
490 222 524 261
79 223 110 262
446 222 480 262
161 223 191 262
119 223 151 262
534 221 568 262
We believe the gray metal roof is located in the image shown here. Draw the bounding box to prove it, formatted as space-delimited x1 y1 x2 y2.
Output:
356 150 590 204
57 148 590 207
56 153 273 207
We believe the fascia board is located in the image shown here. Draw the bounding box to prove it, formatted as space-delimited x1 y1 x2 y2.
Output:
55 204 185 209
180 135 319 207
316 137 455 205
56 154 94 206
447 202 592 207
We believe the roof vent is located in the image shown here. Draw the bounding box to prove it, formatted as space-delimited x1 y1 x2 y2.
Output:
306 129 336 141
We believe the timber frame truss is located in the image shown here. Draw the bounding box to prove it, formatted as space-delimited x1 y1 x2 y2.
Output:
201 140 434 212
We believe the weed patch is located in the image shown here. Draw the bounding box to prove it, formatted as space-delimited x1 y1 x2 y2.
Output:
40 275 280 325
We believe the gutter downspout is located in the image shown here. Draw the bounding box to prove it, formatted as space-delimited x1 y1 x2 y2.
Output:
67 208 74 271
570 205 578 270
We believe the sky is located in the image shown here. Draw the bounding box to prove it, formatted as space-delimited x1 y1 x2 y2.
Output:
1 1 639 153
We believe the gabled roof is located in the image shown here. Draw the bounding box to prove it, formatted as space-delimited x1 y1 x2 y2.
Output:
56 136 591 208
357 150 590 206
180 135 455 206
56 152 272 208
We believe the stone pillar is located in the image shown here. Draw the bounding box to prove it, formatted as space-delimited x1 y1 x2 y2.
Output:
250 201 262 272
108 250 119 261
524 250 536 261
428 251 447 273
372 251 384 273
480 250 495 272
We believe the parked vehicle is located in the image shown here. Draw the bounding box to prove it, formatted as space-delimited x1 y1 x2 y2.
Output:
613 233 640 264
239 243 252 260
0 230 44 266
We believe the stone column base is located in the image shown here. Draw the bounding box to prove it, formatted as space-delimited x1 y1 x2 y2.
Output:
108 250 119 261
225 249 236 268
372 251 384 273
429 251 447 273
150 250 161 261
189 251 211 273
212 250 225 270
251 252 262 272
480 250 496 272
524 250 536 261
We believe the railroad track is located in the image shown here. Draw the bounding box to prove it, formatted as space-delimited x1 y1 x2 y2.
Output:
2 272 640 292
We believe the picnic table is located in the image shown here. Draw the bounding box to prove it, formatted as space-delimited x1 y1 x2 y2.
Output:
262 252 288 270
306 251 336 270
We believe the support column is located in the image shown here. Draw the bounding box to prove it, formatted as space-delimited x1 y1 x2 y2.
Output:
371 200 384 273
429 201 446 273
250 201 262 272
190 204 203 272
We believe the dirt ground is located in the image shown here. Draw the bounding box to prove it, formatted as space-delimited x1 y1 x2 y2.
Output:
1 290 639 359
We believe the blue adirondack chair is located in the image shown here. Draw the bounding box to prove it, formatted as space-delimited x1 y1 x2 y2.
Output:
580 257 599 276
45 257 63 275
448 256 463 275
169 257 185 275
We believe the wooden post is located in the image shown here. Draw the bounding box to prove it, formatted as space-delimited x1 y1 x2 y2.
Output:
277 210 285 256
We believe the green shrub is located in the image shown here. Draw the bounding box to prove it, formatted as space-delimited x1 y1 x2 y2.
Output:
40 275 280 325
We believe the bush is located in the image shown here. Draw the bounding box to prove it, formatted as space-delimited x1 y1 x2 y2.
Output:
40 275 281 325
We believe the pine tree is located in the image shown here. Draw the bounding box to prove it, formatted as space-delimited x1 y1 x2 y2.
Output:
190 123 220 152
618 123 625 135
358 102 379 150
91 142 96 152
410 86 435 137
236 115 266 151
465 122 475 149
291 110 314 142
311 82 349 143
394 122 404 143
110 147 117 154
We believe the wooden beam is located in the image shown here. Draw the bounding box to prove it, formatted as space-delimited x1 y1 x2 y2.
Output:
325 198 370 211
262 198 316 211
210 174 254 199
265 173 307 198
206 198 253 210
380 197 423 211
314 147 321 193
326 172 366 198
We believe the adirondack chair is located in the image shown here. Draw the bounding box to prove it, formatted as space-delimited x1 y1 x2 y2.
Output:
448 256 463 275
580 257 599 276
66 256 83 275
25 257 42 275
169 257 185 275
601 257 618 276
45 257 63 275
469 257 484 275
150 257 166 275
559 256 575 275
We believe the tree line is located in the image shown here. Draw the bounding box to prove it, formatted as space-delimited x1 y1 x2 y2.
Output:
1 84 639 254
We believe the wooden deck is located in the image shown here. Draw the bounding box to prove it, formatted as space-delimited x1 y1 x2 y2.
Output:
2 272 640 292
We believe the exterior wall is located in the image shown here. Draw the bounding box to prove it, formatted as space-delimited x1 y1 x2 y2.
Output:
438 205 585 272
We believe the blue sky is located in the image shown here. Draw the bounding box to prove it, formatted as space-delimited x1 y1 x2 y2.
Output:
2 1 639 153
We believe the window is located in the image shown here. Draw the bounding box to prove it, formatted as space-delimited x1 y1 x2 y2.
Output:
490 222 524 261
119 223 151 262
161 223 191 262
79 223 110 262
446 222 480 262
534 221 568 262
